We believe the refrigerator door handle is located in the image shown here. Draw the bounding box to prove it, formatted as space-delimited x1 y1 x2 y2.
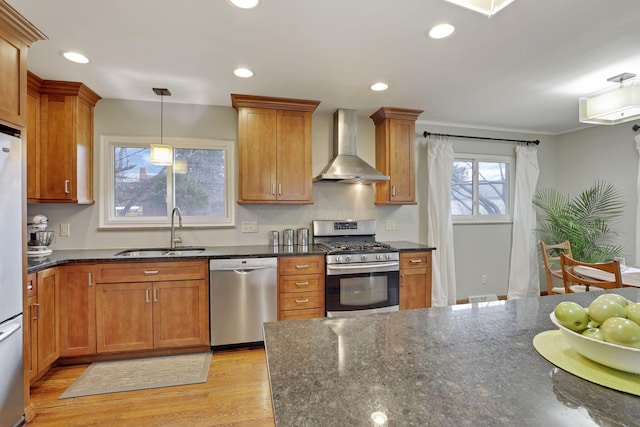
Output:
0 322 21 344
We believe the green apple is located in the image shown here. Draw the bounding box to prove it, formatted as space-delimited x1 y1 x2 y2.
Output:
554 301 589 332
582 328 604 341
624 303 640 326
587 299 626 324
600 317 640 348
594 293 629 308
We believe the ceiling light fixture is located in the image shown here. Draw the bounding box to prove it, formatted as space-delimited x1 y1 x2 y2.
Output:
228 0 260 9
579 73 640 125
150 88 173 166
234 67 254 78
60 51 89 64
370 82 389 91
445 0 516 17
428 23 456 39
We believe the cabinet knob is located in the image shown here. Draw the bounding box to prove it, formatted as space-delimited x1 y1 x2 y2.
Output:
392 185 396 197
64 179 70 194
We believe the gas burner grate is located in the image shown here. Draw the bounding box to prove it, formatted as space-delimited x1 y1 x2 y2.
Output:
316 241 393 253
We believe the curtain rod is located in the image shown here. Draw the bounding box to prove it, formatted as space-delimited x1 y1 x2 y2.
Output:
423 131 540 145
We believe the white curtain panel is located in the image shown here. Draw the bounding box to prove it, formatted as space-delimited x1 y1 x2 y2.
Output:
507 145 540 299
635 134 640 266
426 138 457 306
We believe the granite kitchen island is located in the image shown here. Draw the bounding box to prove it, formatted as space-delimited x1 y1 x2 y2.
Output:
263 288 640 426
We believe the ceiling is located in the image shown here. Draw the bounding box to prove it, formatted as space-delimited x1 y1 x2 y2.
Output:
7 0 640 135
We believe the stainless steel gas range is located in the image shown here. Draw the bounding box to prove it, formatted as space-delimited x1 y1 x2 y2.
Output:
313 219 399 317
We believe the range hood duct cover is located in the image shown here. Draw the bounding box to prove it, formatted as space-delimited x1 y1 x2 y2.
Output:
313 109 389 184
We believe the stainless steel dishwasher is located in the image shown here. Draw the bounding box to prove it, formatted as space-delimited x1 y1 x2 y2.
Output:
209 257 278 347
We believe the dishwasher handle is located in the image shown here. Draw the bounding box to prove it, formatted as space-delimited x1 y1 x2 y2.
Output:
210 258 278 271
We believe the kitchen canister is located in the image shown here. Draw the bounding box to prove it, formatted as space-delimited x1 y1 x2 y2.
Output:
297 228 309 246
283 229 295 246
269 230 279 246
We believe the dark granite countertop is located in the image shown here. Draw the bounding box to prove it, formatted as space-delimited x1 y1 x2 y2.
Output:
27 241 433 273
263 289 640 426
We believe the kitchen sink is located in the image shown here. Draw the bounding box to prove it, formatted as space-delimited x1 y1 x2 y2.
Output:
113 247 206 257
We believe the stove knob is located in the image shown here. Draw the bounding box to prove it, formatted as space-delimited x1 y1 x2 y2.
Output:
376 254 383 261
345 256 351 262
385 254 392 260
336 256 343 263
361 255 367 262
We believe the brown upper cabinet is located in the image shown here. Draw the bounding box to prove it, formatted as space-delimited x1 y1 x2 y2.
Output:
231 94 320 204
0 2 46 129
27 72 101 203
370 107 423 205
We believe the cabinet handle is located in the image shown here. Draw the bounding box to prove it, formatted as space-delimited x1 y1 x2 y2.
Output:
27 283 33 291
295 298 309 304
392 185 396 197
88 272 93 287
410 259 423 264
144 270 159 275
278 183 282 195
400 274 404 287
153 288 158 302
64 179 70 194
145 289 150 303
272 183 276 195
33 304 40 320
295 264 309 269
295 281 309 287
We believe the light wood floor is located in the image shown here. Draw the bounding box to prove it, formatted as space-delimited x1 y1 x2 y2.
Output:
27 348 275 427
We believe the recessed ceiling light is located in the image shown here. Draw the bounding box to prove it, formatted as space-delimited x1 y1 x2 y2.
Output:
228 0 260 9
370 82 389 91
60 51 90 64
234 68 254 78
428 24 456 39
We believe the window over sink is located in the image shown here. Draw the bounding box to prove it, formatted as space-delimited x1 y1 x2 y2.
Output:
99 135 235 229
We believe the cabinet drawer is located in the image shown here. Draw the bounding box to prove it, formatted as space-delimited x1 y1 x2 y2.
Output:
279 291 324 311
97 260 206 283
400 252 431 269
279 308 324 321
280 275 323 293
279 255 324 275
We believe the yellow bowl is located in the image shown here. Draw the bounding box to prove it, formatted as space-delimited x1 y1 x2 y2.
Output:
550 312 640 374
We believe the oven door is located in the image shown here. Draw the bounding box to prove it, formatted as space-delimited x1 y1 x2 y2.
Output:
325 262 399 315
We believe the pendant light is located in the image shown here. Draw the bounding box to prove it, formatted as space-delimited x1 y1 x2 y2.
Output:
150 88 173 165
579 73 640 125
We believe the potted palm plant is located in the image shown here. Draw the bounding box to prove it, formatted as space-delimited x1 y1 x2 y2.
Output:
533 180 624 263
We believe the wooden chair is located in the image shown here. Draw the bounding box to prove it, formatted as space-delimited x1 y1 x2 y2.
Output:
540 241 574 295
559 253 623 293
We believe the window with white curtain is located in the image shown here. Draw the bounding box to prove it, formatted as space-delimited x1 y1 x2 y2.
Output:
451 154 513 223
99 135 235 229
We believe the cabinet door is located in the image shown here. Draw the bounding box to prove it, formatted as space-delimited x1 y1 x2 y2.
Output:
96 283 153 353
152 280 209 348
26 80 41 200
25 294 38 381
400 268 429 310
276 110 312 201
0 27 27 128
36 268 60 372
60 265 96 356
39 94 75 201
388 119 415 203
238 107 277 202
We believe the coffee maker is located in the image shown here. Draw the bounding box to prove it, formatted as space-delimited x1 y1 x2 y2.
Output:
27 214 54 257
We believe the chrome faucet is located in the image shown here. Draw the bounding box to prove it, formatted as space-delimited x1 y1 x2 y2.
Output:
170 207 183 249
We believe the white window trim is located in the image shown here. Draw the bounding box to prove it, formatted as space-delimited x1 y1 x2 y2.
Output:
452 153 513 225
99 135 235 229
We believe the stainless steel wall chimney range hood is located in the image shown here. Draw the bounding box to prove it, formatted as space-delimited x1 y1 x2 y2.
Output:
313 109 390 184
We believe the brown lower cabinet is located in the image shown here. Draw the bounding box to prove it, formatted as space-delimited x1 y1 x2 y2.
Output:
399 251 433 310
59 264 97 356
24 268 60 382
95 260 210 353
278 255 325 320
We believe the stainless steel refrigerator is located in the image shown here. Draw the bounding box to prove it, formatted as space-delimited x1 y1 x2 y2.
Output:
0 126 25 427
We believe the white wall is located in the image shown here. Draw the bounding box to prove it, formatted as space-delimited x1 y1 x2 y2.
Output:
37 98 637 301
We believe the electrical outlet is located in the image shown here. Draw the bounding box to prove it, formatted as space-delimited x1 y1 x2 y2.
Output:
60 223 71 237
241 221 258 233
385 220 396 231
481 274 488 285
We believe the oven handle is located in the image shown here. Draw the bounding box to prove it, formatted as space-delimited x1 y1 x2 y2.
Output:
327 261 399 275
